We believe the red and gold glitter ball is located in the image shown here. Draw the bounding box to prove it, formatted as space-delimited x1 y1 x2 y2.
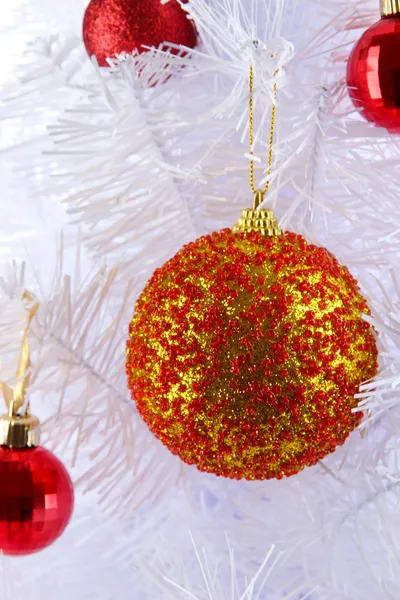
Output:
83 0 197 67
0 446 74 555
126 229 378 480
347 16 400 132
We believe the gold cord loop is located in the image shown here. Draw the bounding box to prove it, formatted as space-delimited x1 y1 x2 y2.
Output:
249 65 279 198
0 291 41 448
12 291 39 413
233 63 282 237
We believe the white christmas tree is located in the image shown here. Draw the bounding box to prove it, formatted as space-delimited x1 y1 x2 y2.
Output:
1 0 400 598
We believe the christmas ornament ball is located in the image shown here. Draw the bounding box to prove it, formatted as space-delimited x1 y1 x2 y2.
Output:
83 0 197 67
347 16 400 132
0 446 74 555
127 229 378 480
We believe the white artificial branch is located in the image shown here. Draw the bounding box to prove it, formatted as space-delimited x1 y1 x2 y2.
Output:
48 57 202 273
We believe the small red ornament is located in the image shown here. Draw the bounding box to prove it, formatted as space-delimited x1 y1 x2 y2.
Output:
0 446 74 556
83 0 197 67
347 2 400 132
0 292 74 555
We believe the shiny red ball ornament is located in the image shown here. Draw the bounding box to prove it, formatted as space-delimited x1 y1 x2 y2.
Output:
0 446 74 555
83 0 197 67
347 15 400 132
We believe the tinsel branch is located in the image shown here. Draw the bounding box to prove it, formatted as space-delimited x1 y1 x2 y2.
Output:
48 57 202 273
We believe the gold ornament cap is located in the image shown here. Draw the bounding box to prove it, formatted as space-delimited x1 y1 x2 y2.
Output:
232 190 282 237
0 409 40 448
381 0 400 16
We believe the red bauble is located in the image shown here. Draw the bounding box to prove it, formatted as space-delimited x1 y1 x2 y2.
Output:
347 17 400 132
0 446 74 555
83 0 197 67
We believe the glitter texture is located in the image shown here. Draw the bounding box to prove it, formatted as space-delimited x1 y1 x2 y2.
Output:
347 16 400 132
0 446 74 555
83 0 197 67
126 230 378 480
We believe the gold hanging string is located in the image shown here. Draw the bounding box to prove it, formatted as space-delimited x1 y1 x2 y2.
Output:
0 291 39 416
249 65 279 208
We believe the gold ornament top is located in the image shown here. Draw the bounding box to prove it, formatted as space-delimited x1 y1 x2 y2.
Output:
0 292 41 448
381 0 400 16
232 190 282 236
0 407 40 449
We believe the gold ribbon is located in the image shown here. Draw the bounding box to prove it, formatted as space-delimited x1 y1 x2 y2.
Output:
0 291 39 417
